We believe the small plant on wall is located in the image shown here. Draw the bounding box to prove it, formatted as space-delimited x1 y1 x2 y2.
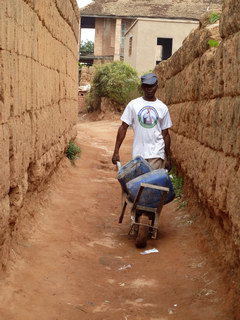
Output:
169 169 184 199
208 39 220 47
209 12 220 24
169 167 188 209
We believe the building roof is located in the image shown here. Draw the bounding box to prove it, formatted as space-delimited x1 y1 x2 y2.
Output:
81 0 222 20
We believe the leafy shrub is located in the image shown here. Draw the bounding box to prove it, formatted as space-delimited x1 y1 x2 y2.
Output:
86 61 140 111
65 141 81 163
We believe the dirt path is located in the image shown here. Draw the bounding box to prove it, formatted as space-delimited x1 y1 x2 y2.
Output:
0 119 234 320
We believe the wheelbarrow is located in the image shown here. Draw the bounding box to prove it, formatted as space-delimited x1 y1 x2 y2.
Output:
117 162 170 248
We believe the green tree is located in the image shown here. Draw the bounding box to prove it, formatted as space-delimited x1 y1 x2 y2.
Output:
86 61 140 111
80 40 94 55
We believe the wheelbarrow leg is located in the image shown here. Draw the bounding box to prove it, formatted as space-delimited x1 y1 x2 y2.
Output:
151 190 168 239
152 210 159 239
119 200 127 223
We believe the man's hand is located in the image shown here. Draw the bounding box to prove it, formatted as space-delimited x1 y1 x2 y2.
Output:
112 122 129 165
112 152 120 165
164 157 172 172
162 129 172 172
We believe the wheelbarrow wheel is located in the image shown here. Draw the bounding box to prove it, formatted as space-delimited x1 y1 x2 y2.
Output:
135 214 150 248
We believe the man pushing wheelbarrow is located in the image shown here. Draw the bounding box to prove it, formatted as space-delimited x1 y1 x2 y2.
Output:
112 73 175 248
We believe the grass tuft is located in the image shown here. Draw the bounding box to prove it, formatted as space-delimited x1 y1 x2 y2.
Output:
66 141 81 163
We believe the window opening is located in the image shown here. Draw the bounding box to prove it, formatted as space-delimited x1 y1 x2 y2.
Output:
156 38 173 63
129 37 133 56
121 24 127 48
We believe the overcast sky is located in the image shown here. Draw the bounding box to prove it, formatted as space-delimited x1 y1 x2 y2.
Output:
77 0 95 42
76 0 93 8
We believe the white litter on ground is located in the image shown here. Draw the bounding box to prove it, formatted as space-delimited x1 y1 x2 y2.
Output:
140 248 159 255
118 264 132 270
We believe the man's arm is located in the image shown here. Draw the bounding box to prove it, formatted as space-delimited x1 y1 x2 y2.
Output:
112 122 129 164
162 128 172 171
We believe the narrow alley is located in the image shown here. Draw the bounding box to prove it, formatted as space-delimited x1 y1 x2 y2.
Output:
0 119 234 320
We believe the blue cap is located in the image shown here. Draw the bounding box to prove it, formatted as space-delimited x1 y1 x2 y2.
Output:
141 73 158 85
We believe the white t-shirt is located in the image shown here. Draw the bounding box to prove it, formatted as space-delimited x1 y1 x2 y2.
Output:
121 97 172 160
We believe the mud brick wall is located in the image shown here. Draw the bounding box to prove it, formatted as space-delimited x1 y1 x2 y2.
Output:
0 0 79 267
79 66 95 86
155 0 240 267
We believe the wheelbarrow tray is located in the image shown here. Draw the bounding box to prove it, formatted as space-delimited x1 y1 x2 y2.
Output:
126 169 175 208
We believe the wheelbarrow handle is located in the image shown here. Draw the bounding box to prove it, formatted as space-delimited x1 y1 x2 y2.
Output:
116 161 121 171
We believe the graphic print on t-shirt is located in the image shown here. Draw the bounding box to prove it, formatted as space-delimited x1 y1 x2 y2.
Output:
138 106 159 128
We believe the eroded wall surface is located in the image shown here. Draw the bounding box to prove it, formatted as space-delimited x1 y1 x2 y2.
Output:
0 0 79 268
155 0 240 267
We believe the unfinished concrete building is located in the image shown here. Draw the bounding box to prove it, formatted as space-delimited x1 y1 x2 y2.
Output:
80 0 222 71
